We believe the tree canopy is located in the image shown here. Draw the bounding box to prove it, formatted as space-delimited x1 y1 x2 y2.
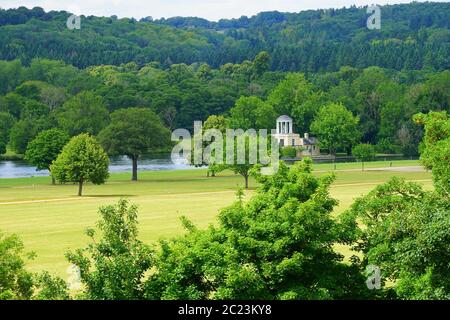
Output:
352 143 376 171
24 129 70 183
98 108 171 181
51 134 109 196
311 103 361 155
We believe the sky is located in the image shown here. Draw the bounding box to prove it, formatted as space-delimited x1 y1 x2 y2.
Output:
0 0 446 21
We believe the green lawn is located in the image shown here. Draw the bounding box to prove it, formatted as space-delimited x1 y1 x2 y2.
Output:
0 160 432 277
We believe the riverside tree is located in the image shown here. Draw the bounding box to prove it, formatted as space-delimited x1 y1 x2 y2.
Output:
51 134 109 196
24 129 70 184
0 111 14 155
98 108 170 181
352 143 376 171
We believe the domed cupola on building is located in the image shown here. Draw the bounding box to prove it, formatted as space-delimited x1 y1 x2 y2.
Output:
273 115 321 157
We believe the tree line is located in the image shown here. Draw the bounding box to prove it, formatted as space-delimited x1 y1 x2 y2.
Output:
1 57 449 166
0 3 449 71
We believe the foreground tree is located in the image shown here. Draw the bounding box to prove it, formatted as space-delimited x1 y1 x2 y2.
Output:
311 103 361 155
352 143 376 171
0 232 34 300
98 108 170 181
341 111 450 299
66 199 154 300
0 231 69 300
413 111 449 196
147 160 371 299
51 134 109 196
25 129 70 184
341 178 450 299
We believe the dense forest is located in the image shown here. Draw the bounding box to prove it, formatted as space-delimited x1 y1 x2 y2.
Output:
0 2 448 71
0 3 449 302
0 3 449 159
0 55 448 158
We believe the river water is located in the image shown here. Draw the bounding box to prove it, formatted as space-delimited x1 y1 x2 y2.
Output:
0 154 193 179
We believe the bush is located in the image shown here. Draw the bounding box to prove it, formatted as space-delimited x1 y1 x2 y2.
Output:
280 146 298 158
375 138 400 154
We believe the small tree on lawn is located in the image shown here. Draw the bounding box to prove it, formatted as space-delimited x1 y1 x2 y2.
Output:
203 115 228 177
98 108 170 181
226 134 270 189
352 143 376 171
25 129 70 184
51 134 109 196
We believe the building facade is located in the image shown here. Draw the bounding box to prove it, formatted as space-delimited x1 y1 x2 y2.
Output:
273 115 321 157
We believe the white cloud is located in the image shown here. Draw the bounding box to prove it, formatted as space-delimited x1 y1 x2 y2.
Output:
0 0 445 21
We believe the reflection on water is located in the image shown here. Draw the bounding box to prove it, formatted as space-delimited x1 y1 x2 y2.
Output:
0 154 193 179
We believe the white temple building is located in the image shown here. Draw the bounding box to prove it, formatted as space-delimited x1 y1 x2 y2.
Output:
273 115 320 157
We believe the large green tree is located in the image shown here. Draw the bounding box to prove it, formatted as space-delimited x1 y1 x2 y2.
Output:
98 108 170 181
341 178 450 299
413 111 450 196
229 96 276 130
56 91 109 136
25 129 70 184
268 73 325 132
0 232 34 300
311 103 361 155
341 111 450 300
66 199 153 300
51 134 109 196
147 160 370 299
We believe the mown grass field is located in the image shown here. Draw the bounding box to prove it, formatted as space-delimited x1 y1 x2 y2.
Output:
0 160 432 278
